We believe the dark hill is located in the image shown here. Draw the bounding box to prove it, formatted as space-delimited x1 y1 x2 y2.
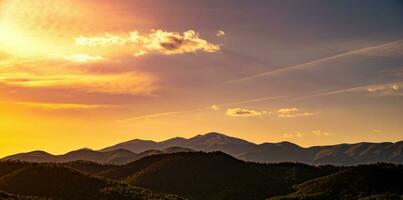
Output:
99 152 338 200
269 164 403 200
0 191 48 200
0 162 185 200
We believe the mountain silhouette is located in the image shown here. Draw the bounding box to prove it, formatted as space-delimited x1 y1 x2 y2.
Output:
2 132 402 165
2 147 193 165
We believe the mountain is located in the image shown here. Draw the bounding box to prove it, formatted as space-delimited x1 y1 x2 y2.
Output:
2 147 193 165
2 132 403 165
101 132 256 156
240 141 403 165
1 151 55 163
268 164 403 199
98 152 338 200
101 132 403 165
0 161 185 200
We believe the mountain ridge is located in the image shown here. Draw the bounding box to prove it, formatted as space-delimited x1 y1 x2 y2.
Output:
2 132 403 165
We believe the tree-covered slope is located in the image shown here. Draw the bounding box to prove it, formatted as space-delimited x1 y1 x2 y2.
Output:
268 164 403 200
100 152 338 200
0 162 185 200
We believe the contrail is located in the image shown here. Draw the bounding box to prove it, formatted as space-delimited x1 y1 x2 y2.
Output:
227 39 403 83
116 81 402 123
116 107 210 123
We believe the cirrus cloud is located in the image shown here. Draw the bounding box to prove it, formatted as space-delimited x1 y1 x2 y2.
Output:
226 108 265 117
277 107 314 118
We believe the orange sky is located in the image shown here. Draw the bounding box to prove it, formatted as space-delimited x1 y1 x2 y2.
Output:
0 0 402 157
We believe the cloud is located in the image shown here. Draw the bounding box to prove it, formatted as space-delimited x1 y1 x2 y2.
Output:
211 105 220 111
367 83 403 96
1 101 115 110
60 54 104 63
372 129 383 133
226 108 265 117
278 107 299 113
216 30 225 37
0 67 158 95
277 107 314 118
312 130 330 136
75 29 221 56
283 132 304 138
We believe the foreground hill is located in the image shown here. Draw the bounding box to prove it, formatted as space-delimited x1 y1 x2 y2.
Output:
0 191 48 200
2 132 402 165
0 162 184 200
269 164 403 200
98 152 338 200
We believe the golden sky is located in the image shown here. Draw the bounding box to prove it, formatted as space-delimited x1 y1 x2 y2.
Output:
1 0 403 157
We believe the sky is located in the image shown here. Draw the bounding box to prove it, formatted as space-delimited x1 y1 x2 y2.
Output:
0 0 403 157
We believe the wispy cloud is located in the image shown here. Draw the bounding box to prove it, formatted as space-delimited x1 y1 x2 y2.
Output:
226 108 266 117
116 107 208 123
372 129 383 133
0 101 115 110
75 29 221 56
216 30 225 37
367 83 403 96
312 130 331 137
277 107 314 118
283 132 304 138
58 54 104 63
0 68 158 95
211 105 221 111
227 39 403 83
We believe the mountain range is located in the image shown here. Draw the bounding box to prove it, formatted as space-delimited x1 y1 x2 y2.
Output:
2 132 403 165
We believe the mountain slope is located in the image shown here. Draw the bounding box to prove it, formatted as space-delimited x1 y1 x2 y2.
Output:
1 149 137 164
101 132 256 156
269 164 403 199
99 152 338 200
0 162 185 200
0 191 48 200
2 147 194 165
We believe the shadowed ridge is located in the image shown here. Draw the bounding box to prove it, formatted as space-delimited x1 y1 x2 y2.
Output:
0 162 185 200
239 141 311 163
184 132 257 155
268 164 403 199
162 146 194 153
0 191 48 200
100 139 158 153
159 137 187 148
1 151 55 163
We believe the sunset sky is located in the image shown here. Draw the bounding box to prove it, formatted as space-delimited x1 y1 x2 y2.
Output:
1 0 403 157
